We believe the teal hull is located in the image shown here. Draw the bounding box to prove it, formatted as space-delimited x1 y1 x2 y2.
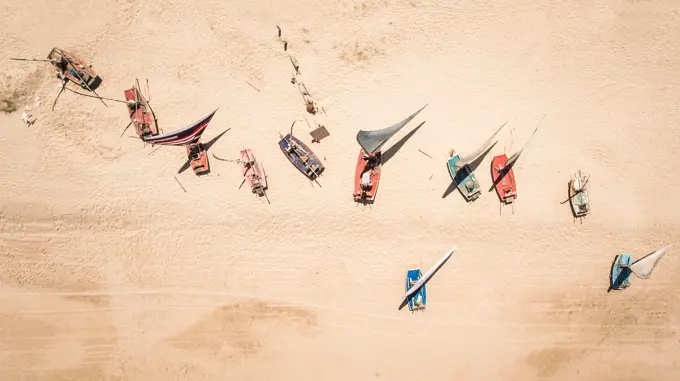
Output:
447 154 481 201
610 254 632 290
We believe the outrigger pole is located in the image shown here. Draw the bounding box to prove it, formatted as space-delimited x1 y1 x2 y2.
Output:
64 87 127 104
53 80 68 111
10 57 57 63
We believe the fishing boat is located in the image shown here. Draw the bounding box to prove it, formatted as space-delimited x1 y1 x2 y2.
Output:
490 128 538 212
405 269 426 311
278 121 325 181
610 245 672 291
568 170 590 219
401 246 456 308
11 47 106 109
240 148 268 198
142 109 219 176
447 122 506 202
354 105 428 202
47 47 101 91
186 142 210 175
123 81 158 139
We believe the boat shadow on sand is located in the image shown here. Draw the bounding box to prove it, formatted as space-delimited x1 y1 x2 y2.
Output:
441 141 498 199
381 121 425 165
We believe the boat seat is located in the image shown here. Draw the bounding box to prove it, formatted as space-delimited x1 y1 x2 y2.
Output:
361 171 372 188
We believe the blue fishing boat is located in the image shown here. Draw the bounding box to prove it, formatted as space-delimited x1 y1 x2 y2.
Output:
609 245 672 291
278 122 325 181
610 254 632 290
446 122 506 202
405 269 426 311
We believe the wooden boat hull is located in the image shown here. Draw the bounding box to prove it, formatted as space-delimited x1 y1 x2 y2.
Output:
186 142 210 175
568 172 590 217
48 47 101 90
610 254 632 290
124 87 158 138
278 134 324 180
491 154 517 204
353 149 382 202
447 153 481 202
240 148 267 196
405 269 426 311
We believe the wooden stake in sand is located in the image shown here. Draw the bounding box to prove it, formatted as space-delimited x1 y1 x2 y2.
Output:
418 149 432 158
174 176 187 193
276 25 282 37
245 80 260 92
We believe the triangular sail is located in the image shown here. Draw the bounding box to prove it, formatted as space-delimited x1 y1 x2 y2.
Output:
455 121 507 168
356 104 428 154
505 127 538 169
630 244 672 279
402 246 456 302
142 109 218 146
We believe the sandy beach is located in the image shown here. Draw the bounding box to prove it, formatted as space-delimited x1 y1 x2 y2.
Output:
1 0 680 379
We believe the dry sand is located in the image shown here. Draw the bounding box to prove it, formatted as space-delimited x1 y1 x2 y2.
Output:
2 0 680 380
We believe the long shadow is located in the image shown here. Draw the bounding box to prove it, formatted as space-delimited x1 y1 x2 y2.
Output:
178 159 191 174
382 122 425 166
607 255 618 293
204 128 232 152
397 252 454 311
441 141 497 199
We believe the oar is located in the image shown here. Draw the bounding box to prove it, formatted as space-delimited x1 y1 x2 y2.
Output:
61 54 108 107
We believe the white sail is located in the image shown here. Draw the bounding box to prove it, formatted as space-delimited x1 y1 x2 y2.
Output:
455 122 507 168
356 104 428 154
402 245 457 302
505 127 538 169
630 244 672 279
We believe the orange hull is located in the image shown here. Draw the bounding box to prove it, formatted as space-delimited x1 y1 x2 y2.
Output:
186 143 210 175
353 149 381 202
491 154 517 203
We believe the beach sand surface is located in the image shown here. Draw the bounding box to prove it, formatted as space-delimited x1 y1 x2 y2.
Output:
1 0 680 380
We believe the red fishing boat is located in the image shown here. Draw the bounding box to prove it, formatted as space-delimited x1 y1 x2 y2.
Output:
47 47 101 91
353 149 382 202
187 141 210 175
124 82 158 139
240 148 269 200
489 127 538 213
491 154 517 204
354 105 427 203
